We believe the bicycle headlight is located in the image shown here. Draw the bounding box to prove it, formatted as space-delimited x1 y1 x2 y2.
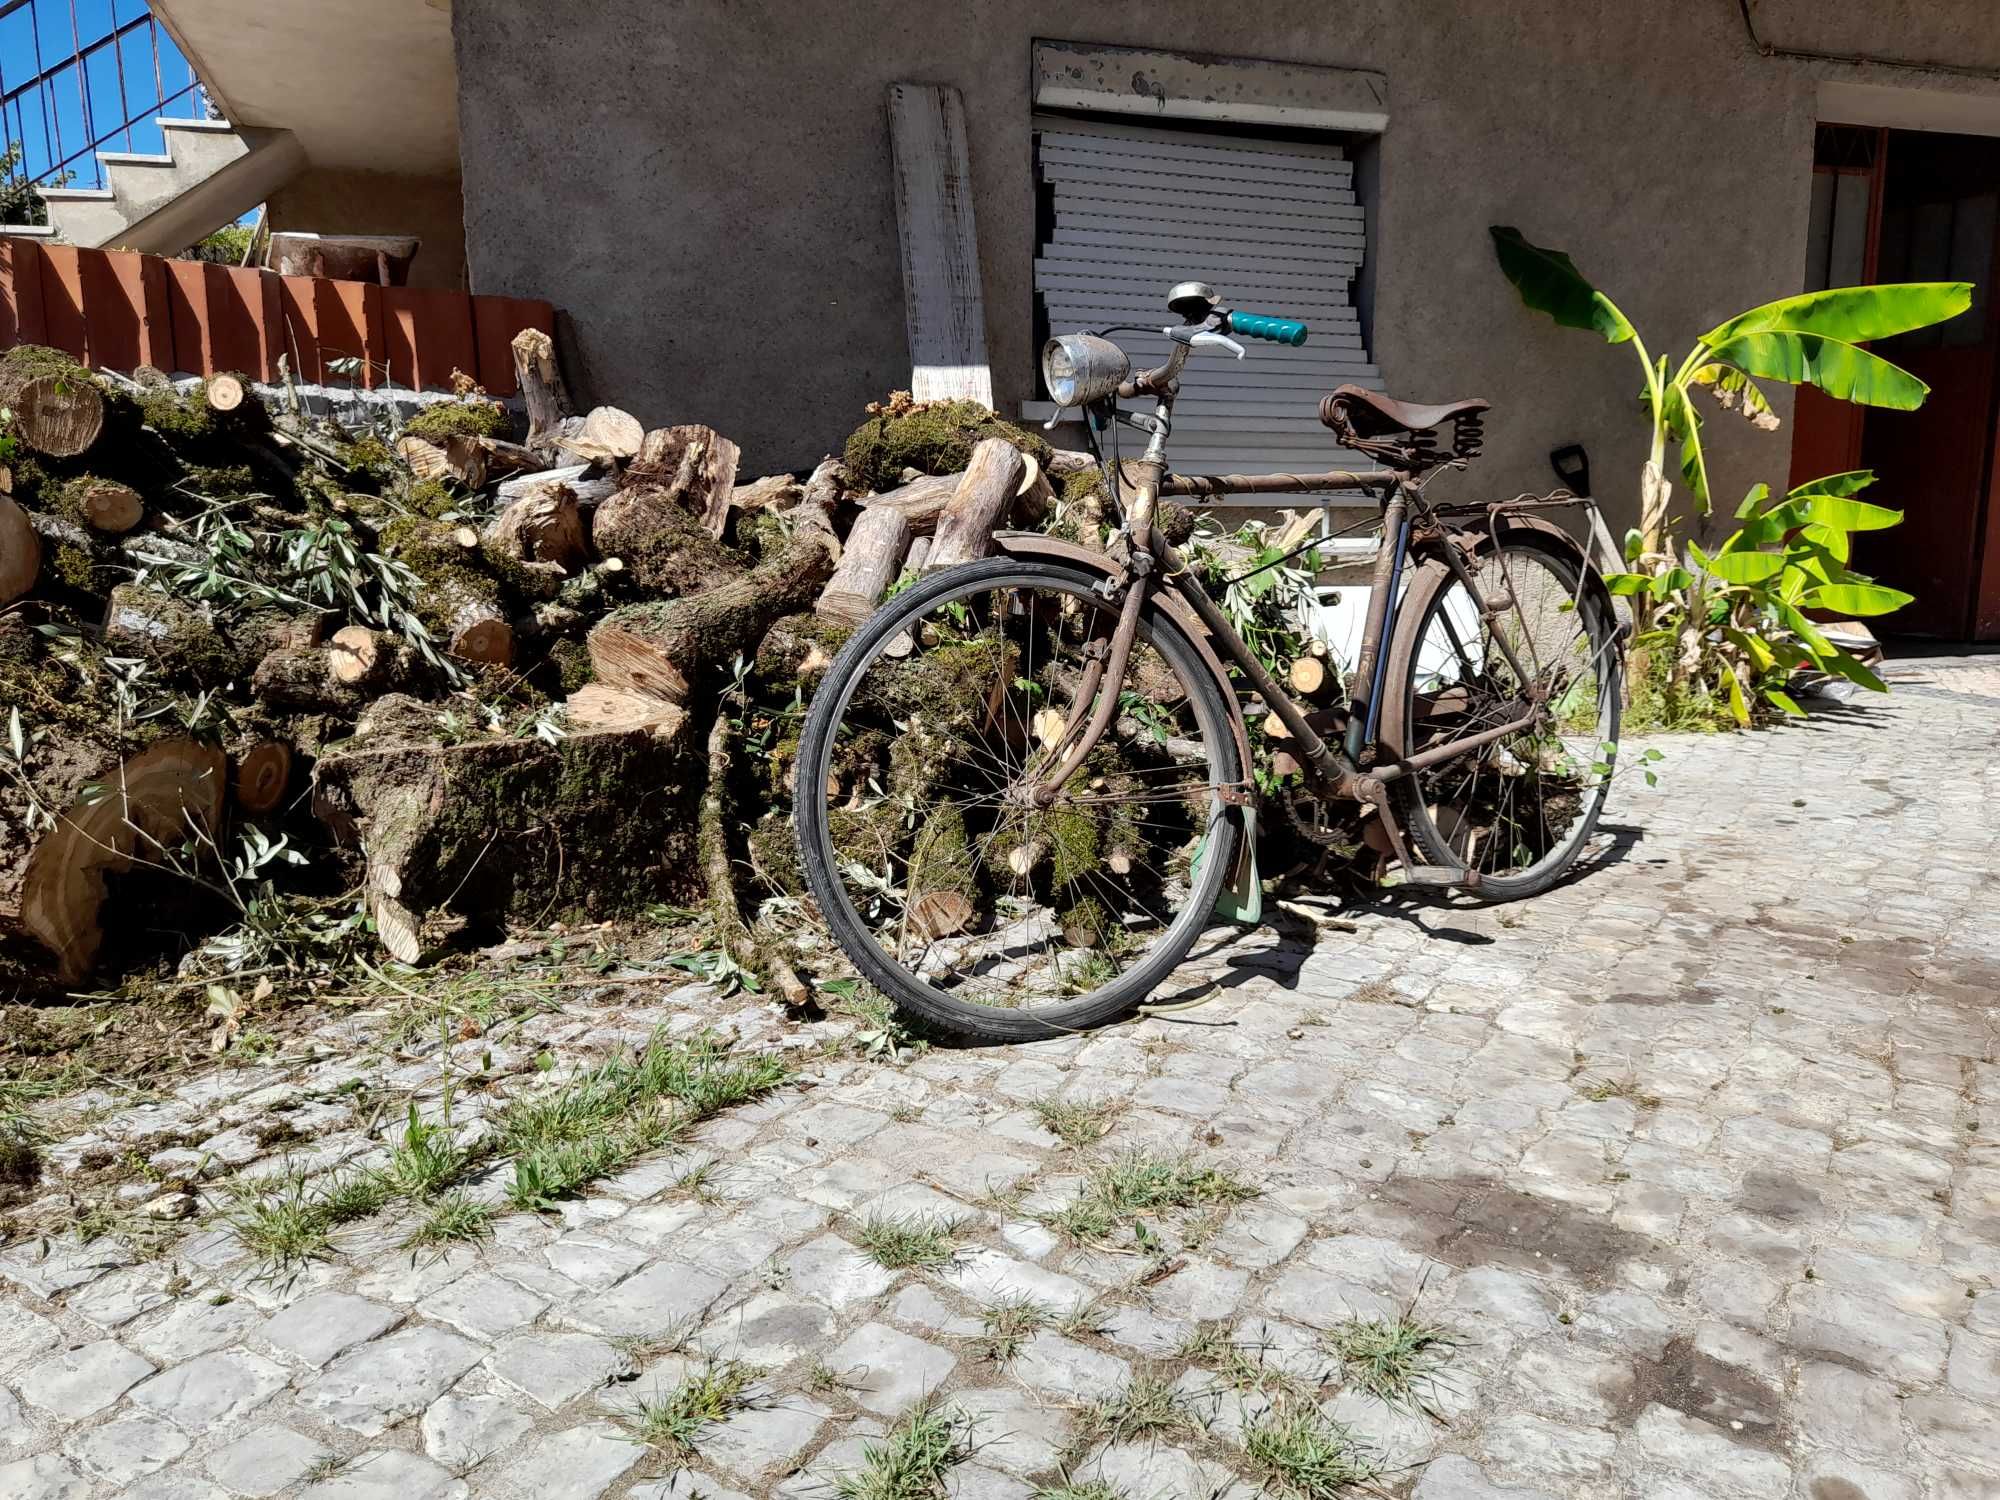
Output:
1041 333 1129 408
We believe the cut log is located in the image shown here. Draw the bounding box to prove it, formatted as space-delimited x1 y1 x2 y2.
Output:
484 484 588 573
624 424 743 539
231 740 294 816
205 373 247 413
1289 656 1336 702
397 435 455 486
816 504 912 627
0 496 38 606
511 328 574 455
252 630 426 714
560 406 646 463
74 480 144 534
445 597 513 666
801 456 850 514
0 736 226 984
1014 452 1055 527
1008 837 1049 877
732 474 803 513
905 536 931 573
566 683 686 736
313 698 701 963
0 351 106 457
927 438 1024 570
589 529 839 707
1044 449 1097 478
861 472 960 536
592 482 744 596
101 585 296 684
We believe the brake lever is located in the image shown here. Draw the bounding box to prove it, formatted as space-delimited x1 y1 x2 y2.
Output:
1162 325 1246 359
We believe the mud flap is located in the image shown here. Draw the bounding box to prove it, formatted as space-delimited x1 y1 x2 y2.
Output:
1192 807 1262 925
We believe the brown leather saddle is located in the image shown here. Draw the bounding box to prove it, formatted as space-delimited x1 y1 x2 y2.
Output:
1320 384 1489 469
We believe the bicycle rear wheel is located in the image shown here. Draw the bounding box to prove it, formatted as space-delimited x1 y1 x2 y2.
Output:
1381 531 1621 899
795 559 1243 1044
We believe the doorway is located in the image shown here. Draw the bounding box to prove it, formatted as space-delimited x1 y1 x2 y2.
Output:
1790 124 2000 641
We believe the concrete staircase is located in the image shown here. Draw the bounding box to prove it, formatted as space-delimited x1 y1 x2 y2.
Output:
1 118 304 255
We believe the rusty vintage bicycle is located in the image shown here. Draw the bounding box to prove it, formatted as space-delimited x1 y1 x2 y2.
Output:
796 282 1624 1043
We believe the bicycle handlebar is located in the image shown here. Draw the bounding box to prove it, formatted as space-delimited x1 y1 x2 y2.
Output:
1222 311 1309 346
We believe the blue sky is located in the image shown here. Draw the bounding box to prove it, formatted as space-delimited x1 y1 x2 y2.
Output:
0 0 201 188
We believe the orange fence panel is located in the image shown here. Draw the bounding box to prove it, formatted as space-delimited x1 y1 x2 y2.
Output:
0 240 554 396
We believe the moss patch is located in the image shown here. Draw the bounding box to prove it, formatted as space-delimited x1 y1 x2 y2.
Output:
403 399 510 444
843 396 1050 492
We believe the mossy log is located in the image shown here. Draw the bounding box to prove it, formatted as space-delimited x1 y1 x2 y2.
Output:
0 495 37 606
312 695 701 963
102 585 306 685
623 425 742 539
841 395 1049 493
699 712 808 1005
0 733 226 984
378 516 515 665
251 627 429 714
590 483 744 596
0 346 107 458
57 478 144 534
589 529 838 707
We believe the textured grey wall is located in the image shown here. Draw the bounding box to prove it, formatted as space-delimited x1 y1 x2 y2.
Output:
452 0 2000 531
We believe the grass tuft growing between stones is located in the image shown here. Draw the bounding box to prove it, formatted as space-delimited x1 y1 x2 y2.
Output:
622 1360 754 1456
851 1210 963 1270
1322 1309 1462 1417
1030 1093 1122 1148
831 1397 974 1500
400 1190 495 1253
1178 1321 1305 1398
1244 1402 1380 1497
224 1175 334 1269
500 1030 789 1211
979 1295 1050 1363
383 1103 471 1200
1034 1484 1129 1500
1082 1371 1200 1447
1047 1150 1257 1240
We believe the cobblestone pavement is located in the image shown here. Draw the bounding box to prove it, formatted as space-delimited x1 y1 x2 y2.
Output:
3 676 1998 1500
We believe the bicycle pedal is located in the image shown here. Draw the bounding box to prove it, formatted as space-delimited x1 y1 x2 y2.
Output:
1399 864 1475 889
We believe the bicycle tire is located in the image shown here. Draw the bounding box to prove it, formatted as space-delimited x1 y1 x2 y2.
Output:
795 558 1244 1044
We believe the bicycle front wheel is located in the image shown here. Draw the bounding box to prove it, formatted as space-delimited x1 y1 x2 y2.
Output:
1381 531 1622 900
795 559 1243 1044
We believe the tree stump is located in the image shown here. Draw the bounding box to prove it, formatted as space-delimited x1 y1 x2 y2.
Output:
0 349 106 458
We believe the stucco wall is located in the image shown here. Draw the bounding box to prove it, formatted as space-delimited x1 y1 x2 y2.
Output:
452 0 2000 529
267 169 469 292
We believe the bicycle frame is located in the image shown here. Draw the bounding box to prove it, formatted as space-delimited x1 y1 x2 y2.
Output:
1024 336 1596 885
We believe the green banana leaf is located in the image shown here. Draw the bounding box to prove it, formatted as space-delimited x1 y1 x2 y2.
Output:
1704 549 1784 584
1489 227 1635 345
1776 600 1832 652
1800 523 1851 564
1703 282 1971 346
1663 384 1711 510
1788 469 1875 499
1799 494 1902 532
1808 581 1915 616
1734 483 1771 519
1705 331 1931 410
1814 645 1888 693
1764 687 1807 718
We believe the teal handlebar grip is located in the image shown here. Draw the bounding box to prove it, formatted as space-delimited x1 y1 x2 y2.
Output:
1225 311 1309 346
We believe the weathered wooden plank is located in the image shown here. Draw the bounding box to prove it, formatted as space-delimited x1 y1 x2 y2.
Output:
886 82 992 408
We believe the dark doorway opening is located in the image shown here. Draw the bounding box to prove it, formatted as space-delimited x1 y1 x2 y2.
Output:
1791 124 2000 641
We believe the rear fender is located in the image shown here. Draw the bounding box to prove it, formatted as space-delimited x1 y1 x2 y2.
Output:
1442 512 1620 635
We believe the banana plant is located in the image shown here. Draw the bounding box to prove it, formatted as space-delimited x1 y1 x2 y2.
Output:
1490 226 1970 556
1604 469 1908 724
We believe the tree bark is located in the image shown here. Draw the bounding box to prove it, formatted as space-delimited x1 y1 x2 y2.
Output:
624 425 742 539
0 735 226 984
928 438 1023 570
591 483 744 596
484 484 589 573
0 356 105 458
588 529 838 707
816 504 911 627
511 328 573 456
861 472 961 535
0 496 38 606
561 406 646 463
252 628 427 713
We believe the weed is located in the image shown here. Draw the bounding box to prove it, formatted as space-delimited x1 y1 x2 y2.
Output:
609 1323 694 1362
805 1357 851 1396
1034 1485 1128 1500
225 1176 333 1269
0 1124 43 1191
401 1191 496 1253
1030 1094 1121 1148
831 1397 974 1500
1048 1151 1257 1240
301 1454 353 1483
1177 1322 1304 1398
1084 1372 1198 1446
1322 1310 1461 1417
674 1159 721 1203
501 1031 787 1211
1243 1402 1379 1495
623 1361 754 1456
825 980 926 1062
383 1103 470 1200
316 1169 394 1226
980 1296 1050 1363
1347 979 1401 1006
852 1211 962 1271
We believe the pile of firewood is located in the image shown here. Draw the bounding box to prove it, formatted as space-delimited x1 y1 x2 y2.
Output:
0 338 1093 997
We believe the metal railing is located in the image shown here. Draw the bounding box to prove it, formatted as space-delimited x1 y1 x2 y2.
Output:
0 0 208 201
